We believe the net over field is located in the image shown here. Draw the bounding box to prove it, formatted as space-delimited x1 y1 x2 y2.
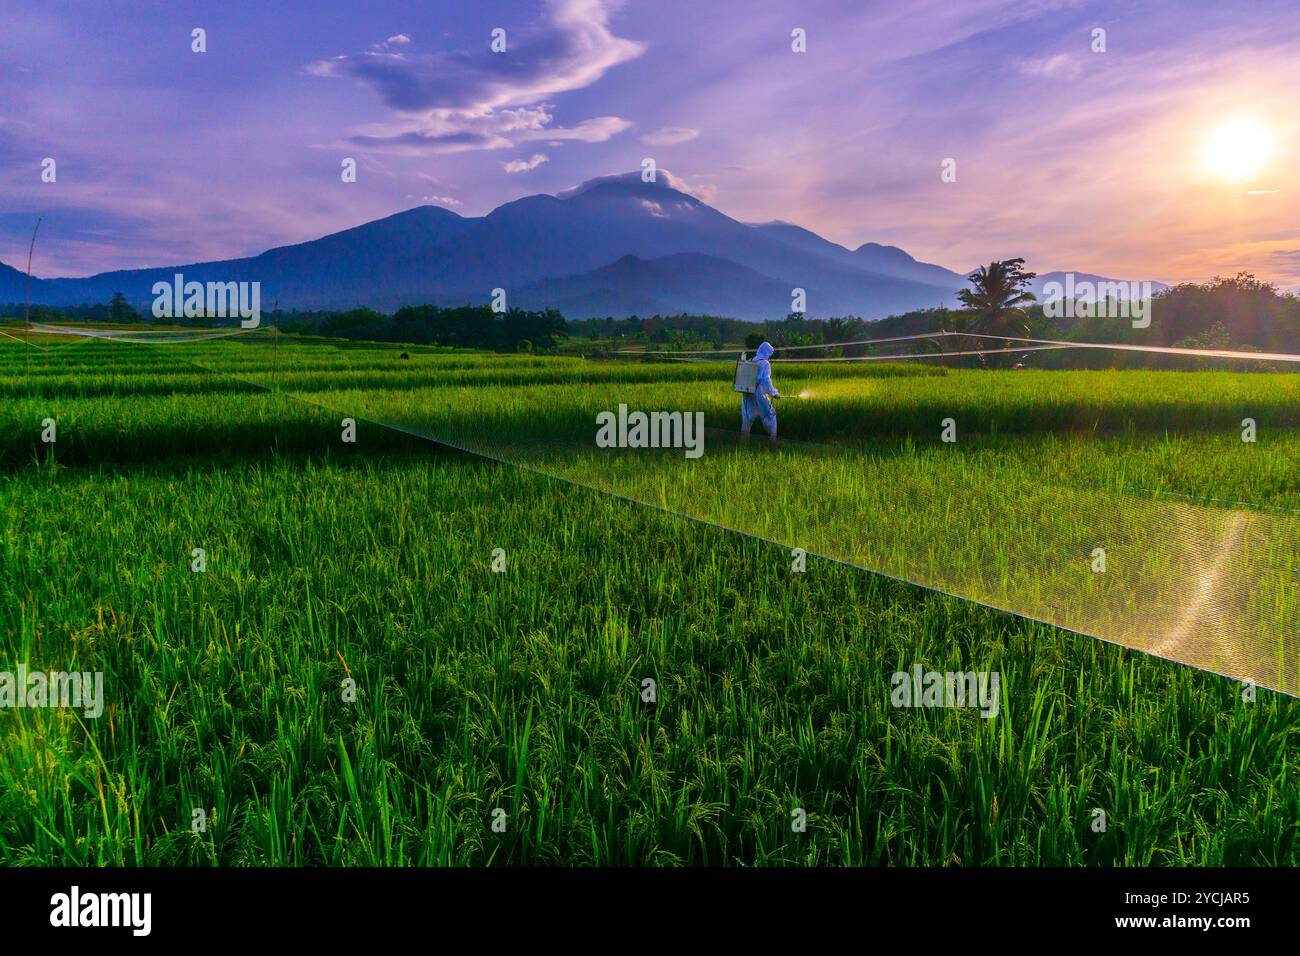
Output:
339 409 1300 696
7 327 1299 697
191 334 1300 698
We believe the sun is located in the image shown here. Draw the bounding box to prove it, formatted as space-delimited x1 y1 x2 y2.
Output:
1203 119 1274 181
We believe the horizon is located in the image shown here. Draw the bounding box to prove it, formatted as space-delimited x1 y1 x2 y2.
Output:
3 0 1298 288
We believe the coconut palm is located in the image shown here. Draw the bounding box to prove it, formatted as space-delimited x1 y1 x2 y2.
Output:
950 258 1038 366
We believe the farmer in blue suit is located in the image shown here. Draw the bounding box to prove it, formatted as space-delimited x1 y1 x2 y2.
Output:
741 341 781 439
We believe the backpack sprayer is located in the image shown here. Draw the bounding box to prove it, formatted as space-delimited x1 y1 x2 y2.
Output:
733 352 759 394
734 351 781 399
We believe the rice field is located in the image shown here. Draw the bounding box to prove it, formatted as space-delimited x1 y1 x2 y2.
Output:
1 329 1297 865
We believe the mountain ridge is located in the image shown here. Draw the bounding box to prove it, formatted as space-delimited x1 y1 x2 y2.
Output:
0 173 1166 321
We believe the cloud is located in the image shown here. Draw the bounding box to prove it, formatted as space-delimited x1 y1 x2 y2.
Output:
344 110 631 154
344 112 631 154
690 181 717 204
1017 53 1084 79
641 126 699 146
371 34 412 51
525 114 631 143
504 152 549 173
308 0 643 154
406 194 462 206
555 168 714 202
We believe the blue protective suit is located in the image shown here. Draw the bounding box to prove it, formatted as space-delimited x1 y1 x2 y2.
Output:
741 341 780 437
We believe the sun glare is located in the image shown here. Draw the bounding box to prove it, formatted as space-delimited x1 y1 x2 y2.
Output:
1203 119 1274 181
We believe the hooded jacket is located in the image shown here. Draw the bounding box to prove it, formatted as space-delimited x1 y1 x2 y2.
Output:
742 341 779 423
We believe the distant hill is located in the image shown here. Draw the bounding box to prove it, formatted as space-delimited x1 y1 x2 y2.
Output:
514 252 794 318
750 222 966 286
1 172 1177 322
6 173 961 320
854 243 968 289
0 261 45 303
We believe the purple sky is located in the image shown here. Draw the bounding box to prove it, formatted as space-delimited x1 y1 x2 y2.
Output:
3 0 1298 286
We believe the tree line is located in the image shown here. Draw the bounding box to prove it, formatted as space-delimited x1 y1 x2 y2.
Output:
5 269 1296 367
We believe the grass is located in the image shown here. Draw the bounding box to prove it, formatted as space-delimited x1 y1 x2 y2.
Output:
0 332 1296 865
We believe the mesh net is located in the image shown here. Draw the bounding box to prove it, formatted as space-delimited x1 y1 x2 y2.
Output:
10 324 1299 696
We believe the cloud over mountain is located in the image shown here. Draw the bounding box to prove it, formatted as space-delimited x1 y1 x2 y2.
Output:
555 169 706 200
505 153 550 173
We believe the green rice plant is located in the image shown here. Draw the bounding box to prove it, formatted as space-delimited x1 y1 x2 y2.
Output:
0 335 1296 866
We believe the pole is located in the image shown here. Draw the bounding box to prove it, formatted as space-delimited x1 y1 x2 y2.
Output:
24 218 41 377
273 299 280 390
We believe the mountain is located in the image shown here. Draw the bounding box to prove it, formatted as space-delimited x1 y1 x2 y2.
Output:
749 221 864 267
27 206 477 314
750 223 967 289
0 261 45 303
6 172 966 321
430 177 960 317
854 243 968 288
1 174 1194 322
514 252 794 317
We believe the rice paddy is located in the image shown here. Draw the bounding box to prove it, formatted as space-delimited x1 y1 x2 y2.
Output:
1 330 1296 865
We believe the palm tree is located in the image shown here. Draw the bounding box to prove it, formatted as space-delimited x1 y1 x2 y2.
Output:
950 258 1037 366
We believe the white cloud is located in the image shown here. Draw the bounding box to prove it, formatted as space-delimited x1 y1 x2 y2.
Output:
369 34 413 51
407 194 461 206
519 115 631 143
504 152 550 173
690 181 718 204
309 0 644 154
555 169 715 203
641 126 699 146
